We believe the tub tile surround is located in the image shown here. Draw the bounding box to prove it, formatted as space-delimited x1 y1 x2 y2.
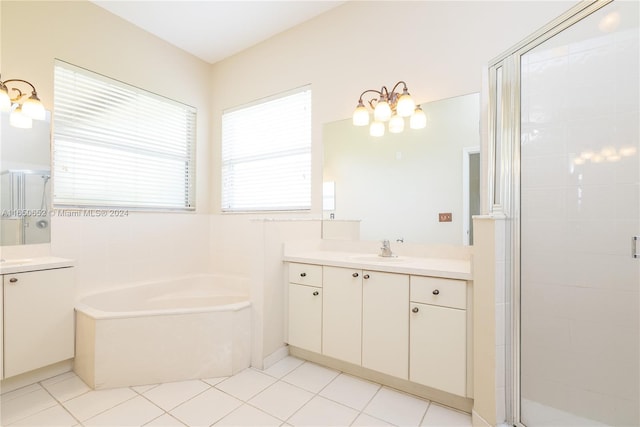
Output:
74 305 251 389
0 357 472 427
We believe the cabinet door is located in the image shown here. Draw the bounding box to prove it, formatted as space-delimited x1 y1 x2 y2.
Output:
410 302 466 396
362 271 409 379
3 267 75 378
288 283 322 353
322 266 362 365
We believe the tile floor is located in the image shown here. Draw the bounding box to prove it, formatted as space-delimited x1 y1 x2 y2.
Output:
0 356 472 427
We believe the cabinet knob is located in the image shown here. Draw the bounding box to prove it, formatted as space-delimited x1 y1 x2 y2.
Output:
412 307 419 313
300 272 307 277
312 291 319 296
363 274 370 279
352 272 359 278
432 289 440 295
9 278 18 283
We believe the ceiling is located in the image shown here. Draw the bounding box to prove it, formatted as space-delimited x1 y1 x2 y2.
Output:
91 1 346 64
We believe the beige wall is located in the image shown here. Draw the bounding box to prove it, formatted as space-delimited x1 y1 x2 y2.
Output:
1 1 213 295
209 0 577 215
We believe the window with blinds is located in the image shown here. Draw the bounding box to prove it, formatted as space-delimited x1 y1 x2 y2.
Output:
221 86 311 212
53 60 196 210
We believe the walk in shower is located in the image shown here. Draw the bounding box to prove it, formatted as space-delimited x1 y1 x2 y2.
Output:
488 1 639 425
0 169 51 245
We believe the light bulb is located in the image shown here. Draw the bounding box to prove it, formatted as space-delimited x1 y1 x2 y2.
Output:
389 115 405 133
370 121 385 137
21 93 46 120
352 102 370 126
410 106 427 129
396 92 415 117
10 105 33 129
374 100 392 122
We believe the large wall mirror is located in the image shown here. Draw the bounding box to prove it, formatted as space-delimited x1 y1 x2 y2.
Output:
323 93 480 245
0 111 52 245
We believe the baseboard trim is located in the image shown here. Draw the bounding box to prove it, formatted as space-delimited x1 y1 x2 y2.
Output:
1 360 73 393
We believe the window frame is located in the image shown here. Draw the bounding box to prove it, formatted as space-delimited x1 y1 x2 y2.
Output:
220 85 312 213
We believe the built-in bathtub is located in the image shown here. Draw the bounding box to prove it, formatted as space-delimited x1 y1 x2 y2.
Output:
74 274 251 389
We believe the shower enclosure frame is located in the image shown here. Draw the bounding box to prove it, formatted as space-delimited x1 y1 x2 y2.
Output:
485 0 617 425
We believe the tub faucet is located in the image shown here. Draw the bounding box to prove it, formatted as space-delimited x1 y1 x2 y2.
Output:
379 239 394 257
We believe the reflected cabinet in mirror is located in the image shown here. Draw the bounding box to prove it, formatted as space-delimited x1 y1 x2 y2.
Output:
0 111 52 245
323 93 480 245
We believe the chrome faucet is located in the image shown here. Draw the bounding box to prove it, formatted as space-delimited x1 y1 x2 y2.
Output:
379 239 394 257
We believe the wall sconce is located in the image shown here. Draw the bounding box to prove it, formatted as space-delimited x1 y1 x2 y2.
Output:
352 81 427 137
0 75 46 129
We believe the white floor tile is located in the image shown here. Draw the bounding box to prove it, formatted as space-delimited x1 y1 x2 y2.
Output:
83 395 164 426
132 384 159 394
0 384 59 425
319 373 380 411
7 405 78 427
248 381 314 421
40 372 77 387
170 388 242 426
421 404 472 427
262 356 305 379
143 380 209 411
202 376 229 386
351 413 394 426
281 362 340 393
216 368 277 401
143 413 186 426
41 374 91 402
62 387 137 421
214 403 283 426
364 387 429 427
287 396 358 427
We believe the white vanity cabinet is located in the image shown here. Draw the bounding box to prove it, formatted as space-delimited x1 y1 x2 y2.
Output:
322 266 409 377
361 270 409 379
322 266 362 365
409 276 467 396
284 253 472 405
287 263 323 353
2 267 75 378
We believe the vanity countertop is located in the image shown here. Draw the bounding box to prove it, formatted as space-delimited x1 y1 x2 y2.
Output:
283 251 471 280
0 256 75 275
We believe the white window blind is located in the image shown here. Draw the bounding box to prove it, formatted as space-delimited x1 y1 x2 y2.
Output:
222 87 311 212
53 60 196 210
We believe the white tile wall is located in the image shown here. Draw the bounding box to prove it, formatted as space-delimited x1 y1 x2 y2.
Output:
519 1 639 425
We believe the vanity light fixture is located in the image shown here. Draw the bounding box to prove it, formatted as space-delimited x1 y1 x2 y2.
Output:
352 81 427 137
0 75 47 129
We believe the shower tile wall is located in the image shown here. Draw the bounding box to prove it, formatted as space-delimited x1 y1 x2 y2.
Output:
520 3 639 425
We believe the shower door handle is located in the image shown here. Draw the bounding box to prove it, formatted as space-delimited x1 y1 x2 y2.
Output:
633 236 639 259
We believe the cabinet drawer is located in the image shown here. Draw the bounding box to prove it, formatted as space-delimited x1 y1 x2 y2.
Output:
288 263 322 286
410 276 466 309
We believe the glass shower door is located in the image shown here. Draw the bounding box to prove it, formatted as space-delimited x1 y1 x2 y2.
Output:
519 1 639 426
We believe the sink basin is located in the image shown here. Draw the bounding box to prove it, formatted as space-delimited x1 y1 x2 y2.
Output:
0 258 33 266
350 255 403 263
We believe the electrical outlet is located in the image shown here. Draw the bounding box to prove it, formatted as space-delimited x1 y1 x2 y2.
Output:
439 212 452 222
